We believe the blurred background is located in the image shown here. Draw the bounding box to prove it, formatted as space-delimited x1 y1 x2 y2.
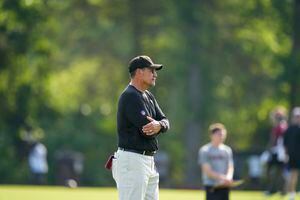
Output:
0 0 299 190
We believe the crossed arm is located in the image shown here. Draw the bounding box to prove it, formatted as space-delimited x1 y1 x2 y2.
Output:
201 162 234 185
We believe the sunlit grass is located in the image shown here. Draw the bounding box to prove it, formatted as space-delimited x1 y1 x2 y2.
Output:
0 185 294 200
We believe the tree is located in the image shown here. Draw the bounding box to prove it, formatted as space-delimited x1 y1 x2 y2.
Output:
285 0 300 108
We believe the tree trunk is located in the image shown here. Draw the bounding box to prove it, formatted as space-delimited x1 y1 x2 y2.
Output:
185 65 202 188
128 0 143 55
178 0 206 188
289 0 300 108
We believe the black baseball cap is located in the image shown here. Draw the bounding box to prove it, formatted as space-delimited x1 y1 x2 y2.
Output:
128 55 163 73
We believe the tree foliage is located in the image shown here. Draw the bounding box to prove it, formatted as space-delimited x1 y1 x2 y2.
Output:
0 0 299 187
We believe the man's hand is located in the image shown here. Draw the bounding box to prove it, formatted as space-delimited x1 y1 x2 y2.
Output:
219 177 233 187
202 163 233 187
142 116 161 136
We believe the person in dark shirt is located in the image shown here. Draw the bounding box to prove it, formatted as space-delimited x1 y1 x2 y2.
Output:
112 55 170 200
284 107 300 200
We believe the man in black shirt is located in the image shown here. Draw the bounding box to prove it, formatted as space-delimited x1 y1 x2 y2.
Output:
284 107 300 200
112 55 170 200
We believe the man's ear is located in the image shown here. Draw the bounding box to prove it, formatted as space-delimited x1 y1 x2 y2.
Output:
135 68 140 75
136 68 143 76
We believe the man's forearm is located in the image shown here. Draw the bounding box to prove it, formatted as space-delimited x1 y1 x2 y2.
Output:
202 165 228 182
226 164 234 179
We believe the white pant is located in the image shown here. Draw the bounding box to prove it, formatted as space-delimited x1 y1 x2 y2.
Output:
112 149 159 200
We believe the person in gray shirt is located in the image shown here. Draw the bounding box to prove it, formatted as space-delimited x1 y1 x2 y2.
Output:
198 123 234 200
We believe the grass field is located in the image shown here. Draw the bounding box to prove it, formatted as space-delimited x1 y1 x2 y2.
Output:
0 185 294 200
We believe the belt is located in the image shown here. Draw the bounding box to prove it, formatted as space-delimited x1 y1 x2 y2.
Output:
118 147 156 156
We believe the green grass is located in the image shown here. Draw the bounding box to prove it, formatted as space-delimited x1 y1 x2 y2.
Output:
0 185 294 200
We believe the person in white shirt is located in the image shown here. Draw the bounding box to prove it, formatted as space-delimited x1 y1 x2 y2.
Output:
28 142 48 185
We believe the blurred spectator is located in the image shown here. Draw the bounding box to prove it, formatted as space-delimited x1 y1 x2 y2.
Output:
198 123 234 200
247 155 263 189
284 107 300 200
28 141 48 185
154 151 170 187
264 106 288 195
54 149 84 187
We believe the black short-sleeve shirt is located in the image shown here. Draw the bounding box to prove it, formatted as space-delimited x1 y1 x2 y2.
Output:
117 85 169 151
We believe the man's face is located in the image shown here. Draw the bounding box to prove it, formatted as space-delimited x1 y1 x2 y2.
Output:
140 67 157 87
211 129 226 144
293 115 300 125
